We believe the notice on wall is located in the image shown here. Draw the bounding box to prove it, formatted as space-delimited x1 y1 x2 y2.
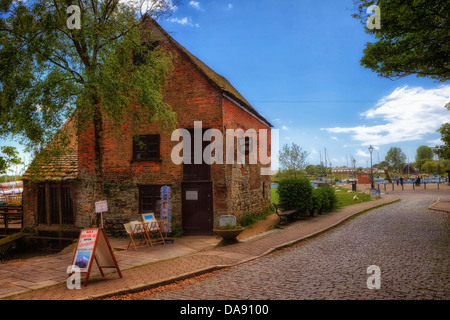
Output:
186 190 198 201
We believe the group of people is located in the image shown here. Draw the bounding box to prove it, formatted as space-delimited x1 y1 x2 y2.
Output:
395 176 421 186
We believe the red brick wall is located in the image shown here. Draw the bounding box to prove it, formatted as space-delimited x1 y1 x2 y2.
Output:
222 97 272 219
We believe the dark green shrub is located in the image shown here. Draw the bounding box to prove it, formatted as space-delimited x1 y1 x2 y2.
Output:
277 178 313 215
321 186 337 212
241 213 257 227
311 187 325 215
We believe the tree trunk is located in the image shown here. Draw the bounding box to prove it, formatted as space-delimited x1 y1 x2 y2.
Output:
92 99 105 227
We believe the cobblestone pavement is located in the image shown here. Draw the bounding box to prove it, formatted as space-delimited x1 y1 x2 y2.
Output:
142 192 450 300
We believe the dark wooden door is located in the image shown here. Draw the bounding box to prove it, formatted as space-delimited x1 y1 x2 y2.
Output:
183 128 211 181
182 182 213 235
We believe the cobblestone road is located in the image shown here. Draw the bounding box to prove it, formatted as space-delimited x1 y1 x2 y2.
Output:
143 193 450 300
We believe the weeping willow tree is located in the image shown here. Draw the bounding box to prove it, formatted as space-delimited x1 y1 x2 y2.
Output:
0 0 178 201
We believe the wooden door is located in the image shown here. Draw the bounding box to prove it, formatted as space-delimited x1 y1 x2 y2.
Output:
182 182 213 235
183 128 211 181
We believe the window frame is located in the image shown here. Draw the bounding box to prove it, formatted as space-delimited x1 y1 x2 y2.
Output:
132 134 161 161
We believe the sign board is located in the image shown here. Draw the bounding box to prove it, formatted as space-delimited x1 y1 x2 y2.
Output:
185 190 198 201
70 228 122 286
219 215 237 227
95 200 108 213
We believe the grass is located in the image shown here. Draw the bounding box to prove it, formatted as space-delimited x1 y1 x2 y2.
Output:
241 206 276 228
271 186 279 204
334 186 372 209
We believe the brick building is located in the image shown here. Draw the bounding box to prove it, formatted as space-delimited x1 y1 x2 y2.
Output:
22 18 273 236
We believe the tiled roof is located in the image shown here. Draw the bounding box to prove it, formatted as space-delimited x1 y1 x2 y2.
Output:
22 120 78 182
22 149 78 182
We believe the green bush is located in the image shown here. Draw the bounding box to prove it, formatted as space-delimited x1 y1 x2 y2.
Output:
310 186 338 215
320 186 337 212
241 213 257 227
311 187 325 214
277 178 313 215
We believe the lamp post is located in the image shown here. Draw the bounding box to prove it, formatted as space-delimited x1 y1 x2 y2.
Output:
369 145 374 189
353 159 356 179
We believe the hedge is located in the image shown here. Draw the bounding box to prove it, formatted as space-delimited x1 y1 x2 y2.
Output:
277 178 313 215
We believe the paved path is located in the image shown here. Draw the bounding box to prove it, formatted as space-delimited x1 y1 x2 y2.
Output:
142 192 449 300
1 188 448 300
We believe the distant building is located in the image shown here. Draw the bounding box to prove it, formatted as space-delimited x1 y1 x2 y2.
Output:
331 167 356 174
402 163 418 175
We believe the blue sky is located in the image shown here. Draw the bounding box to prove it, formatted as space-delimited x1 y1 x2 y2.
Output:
2 0 449 175
158 0 450 169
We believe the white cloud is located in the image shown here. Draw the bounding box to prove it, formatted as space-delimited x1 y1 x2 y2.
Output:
169 16 199 27
322 85 450 147
227 3 233 10
427 138 444 146
356 149 370 158
281 125 288 130
331 136 338 141
189 1 204 11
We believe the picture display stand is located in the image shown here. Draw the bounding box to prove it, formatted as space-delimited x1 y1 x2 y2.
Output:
69 228 122 287
160 186 174 244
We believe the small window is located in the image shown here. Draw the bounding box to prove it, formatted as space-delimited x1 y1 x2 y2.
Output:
237 136 254 156
139 185 163 214
133 41 160 66
133 135 160 161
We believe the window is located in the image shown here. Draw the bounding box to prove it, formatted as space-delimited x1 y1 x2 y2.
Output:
139 185 163 214
133 41 160 66
237 136 255 156
244 136 254 156
37 183 74 225
133 135 160 161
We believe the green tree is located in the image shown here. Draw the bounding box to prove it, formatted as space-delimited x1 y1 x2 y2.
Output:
385 147 406 172
376 160 387 170
415 145 434 169
421 160 445 174
305 164 317 176
434 103 450 160
0 1 177 200
278 143 309 178
415 145 434 162
0 146 23 176
352 0 450 82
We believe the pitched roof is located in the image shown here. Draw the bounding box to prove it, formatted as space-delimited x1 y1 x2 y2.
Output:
22 119 78 182
145 17 273 128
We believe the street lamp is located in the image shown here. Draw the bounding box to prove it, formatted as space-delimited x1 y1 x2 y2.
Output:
353 159 356 178
368 145 374 189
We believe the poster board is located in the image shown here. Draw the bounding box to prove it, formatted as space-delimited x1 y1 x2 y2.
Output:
95 200 108 228
70 228 122 286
